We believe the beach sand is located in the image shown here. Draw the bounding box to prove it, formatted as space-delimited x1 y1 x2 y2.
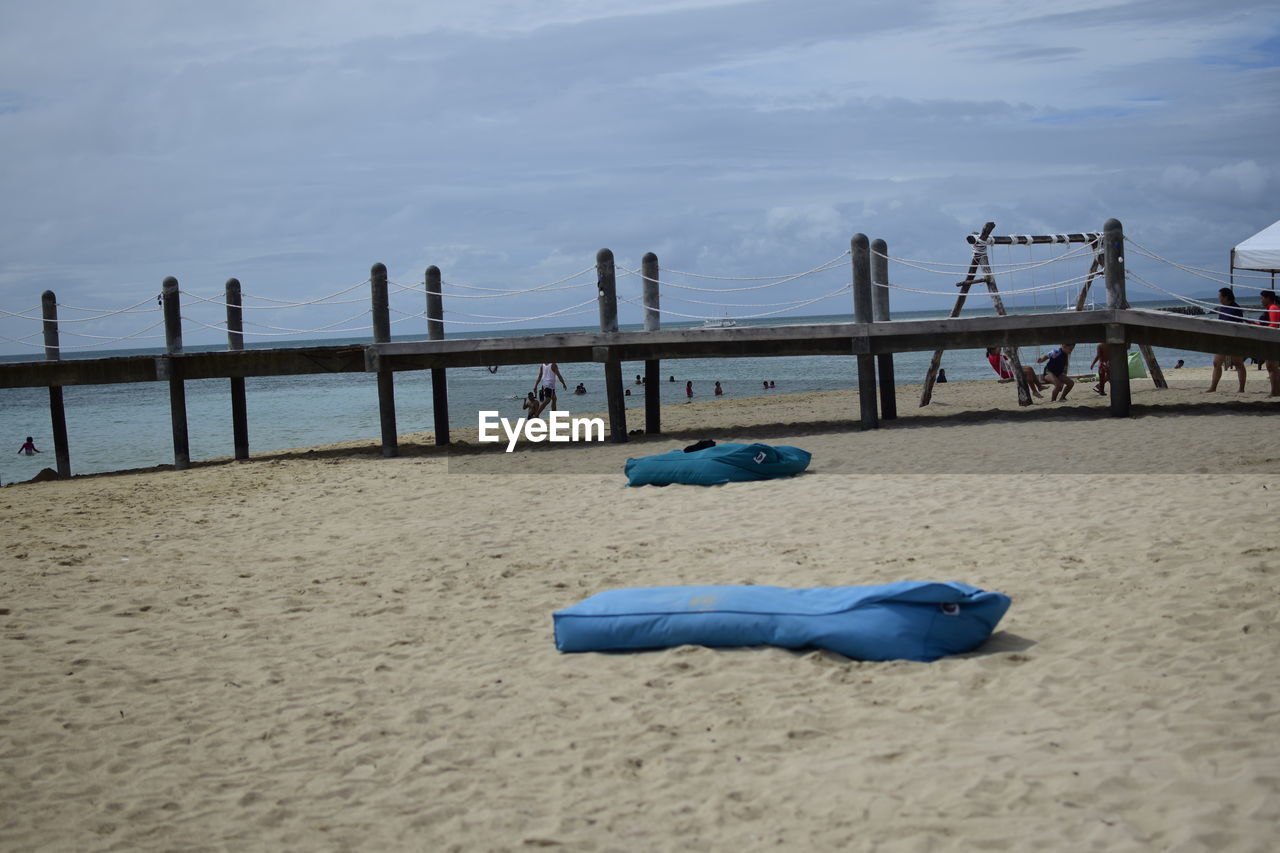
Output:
2 369 1278 851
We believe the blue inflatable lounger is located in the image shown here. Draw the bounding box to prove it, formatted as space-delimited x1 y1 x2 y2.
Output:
625 442 811 487
553 581 1011 662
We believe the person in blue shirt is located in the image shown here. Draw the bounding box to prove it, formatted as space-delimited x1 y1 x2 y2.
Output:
1036 344 1075 402
1208 287 1247 393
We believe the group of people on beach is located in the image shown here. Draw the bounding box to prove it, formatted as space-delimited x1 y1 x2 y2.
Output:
522 363 750 415
1206 288 1280 396
984 343 1103 403
984 288 1280 400
634 374 758 400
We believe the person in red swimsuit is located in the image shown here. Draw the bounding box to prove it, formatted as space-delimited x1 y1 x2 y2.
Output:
1260 291 1280 396
985 348 1045 398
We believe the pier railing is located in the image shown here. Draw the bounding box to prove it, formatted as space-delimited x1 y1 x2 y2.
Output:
4 219 1279 477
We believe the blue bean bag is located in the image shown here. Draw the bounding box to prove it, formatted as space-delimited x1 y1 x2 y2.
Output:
625 442 811 486
553 581 1011 662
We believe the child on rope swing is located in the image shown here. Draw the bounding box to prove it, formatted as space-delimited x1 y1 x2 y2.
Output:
1036 344 1075 402
985 348 1045 398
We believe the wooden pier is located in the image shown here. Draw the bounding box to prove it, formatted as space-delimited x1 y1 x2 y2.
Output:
3 220 1278 476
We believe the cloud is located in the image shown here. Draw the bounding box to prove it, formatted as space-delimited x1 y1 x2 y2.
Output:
1 0 1278 352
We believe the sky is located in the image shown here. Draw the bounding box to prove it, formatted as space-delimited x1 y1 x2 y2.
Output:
1 0 1278 354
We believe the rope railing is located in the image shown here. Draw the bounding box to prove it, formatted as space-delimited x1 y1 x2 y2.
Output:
390 295 600 326
12 236 1268 357
180 307 375 337
657 287 853 310
877 242 1097 276
877 270 1097 299
235 278 372 306
618 282 852 321
1124 237 1276 291
1 295 159 323
35 320 168 351
397 280 594 299
631 251 852 293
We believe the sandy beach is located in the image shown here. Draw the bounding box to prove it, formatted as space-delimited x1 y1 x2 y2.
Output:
2 368 1278 851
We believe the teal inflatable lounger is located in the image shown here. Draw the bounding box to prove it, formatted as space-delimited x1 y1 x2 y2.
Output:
553 581 1011 662
625 442 811 486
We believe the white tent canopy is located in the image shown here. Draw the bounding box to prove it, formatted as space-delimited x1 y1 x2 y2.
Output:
1233 220 1280 274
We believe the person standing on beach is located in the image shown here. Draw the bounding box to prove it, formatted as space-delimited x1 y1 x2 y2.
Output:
1259 291 1280 396
533 362 567 411
17 436 41 456
1036 344 1075 401
1091 343 1110 396
1208 287 1247 393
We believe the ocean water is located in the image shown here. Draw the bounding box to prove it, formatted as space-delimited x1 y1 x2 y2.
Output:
0 306 1212 482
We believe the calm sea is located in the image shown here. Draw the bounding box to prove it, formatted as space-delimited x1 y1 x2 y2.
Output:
0 305 1211 481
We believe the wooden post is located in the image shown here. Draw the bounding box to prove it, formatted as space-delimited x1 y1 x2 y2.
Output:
870 239 896 420
41 291 71 478
597 248 627 442
1103 219 1131 417
371 263 398 457
1090 234 1166 389
426 265 449 445
642 252 661 435
225 278 249 461
920 221 996 406
162 276 190 470
851 234 879 430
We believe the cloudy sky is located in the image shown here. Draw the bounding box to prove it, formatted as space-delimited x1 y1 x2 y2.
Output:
1 0 1277 354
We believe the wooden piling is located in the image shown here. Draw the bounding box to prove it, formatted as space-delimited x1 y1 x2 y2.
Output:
225 278 249 461
41 291 71 478
597 249 627 442
162 276 190 470
1103 219 1132 417
426 266 450 445
642 252 661 435
370 263 398 457
871 239 897 420
851 234 879 430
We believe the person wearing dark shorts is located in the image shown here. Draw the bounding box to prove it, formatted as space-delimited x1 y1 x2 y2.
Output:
1208 287 1247 393
1036 344 1075 402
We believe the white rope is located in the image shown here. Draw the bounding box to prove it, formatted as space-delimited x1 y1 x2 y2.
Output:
437 266 597 295
657 286 852 309
235 279 373 306
878 242 1096 276
880 270 1096 298
175 306 375 337
4 295 161 324
657 250 851 283
0 331 44 347
1124 237 1276 292
0 306 47 322
1124 269 1235 314
419 281 591 299
238 307 373 336
635 252 851 293
42 319 168 349
183 290 371 309
392 296 600 326
617 283 850 321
